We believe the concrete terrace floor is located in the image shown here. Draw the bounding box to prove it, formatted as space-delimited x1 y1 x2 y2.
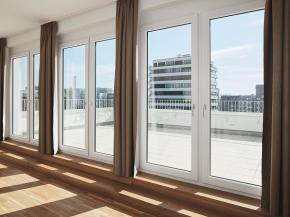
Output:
63 125 261 186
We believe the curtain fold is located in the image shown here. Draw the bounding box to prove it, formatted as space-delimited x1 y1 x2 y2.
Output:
114 0 139 177
0 38 6 141
39 21 57 155
262 0 290 216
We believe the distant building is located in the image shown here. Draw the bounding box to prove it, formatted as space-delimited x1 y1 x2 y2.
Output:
210 63 219 110
148 54 219 110
219 94 263 113
255 84 264 99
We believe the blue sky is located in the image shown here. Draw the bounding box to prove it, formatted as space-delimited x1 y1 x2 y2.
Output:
63 39 115 90
20 10 264 97
96 39 115 90
63 45 86 89
211 10 264 95
148 10 264 95
148 24 191 64
14 56 28 90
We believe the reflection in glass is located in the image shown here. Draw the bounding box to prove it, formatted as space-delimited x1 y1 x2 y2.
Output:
147 24 192 171
62 45 86 149
95 39 115 155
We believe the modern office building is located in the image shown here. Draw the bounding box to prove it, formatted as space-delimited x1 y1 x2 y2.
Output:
148 54 219 110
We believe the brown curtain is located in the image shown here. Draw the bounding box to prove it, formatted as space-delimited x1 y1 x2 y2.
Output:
39 22 57 155
262 0 290 216
0 39 6 141
114 0 139 177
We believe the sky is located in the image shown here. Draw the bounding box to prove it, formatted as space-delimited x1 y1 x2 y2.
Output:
16 10 264 97
148 10 264 96
62 39 115 90
210 10 264 95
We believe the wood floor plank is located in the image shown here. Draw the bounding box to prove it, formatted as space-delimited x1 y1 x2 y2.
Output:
0 162 138 217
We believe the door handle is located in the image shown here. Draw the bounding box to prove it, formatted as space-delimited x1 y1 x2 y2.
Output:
203 104 207 117
192 104 195 117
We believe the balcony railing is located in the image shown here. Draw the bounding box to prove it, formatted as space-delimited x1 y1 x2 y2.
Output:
21 99 114 111
20 98 264 113
148 99 264 113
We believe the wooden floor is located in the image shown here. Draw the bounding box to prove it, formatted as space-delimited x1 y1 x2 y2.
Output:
0 161 144 217
0 140 268 217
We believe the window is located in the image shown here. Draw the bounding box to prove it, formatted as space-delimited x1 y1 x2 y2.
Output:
141 4 264 196
12 56 28 138
209 10 264 186
62 45 86 149
33 54 40 140
146 24 192 171
95 39 116 156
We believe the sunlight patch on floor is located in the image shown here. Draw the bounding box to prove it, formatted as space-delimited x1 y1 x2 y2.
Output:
71 206 132 217
63 172 96 184
79 162 111 172
54 155 73 161
195 192 259 210
0 163 7 169
0 174 39 188
119 190 162 205
4 153 25 160
0 184 76 215
37 164 58 171
135 176 177 189
178 209 208 217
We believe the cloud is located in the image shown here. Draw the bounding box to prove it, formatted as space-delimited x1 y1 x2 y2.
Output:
211 44 256 61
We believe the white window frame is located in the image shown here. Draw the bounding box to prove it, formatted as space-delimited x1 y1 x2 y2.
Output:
199 1 265 197
139 15 199 183
10 49 40 146
139 1 265 198
88 33 115 164
29 50 40 145
58 38 90 157
10 52 30 143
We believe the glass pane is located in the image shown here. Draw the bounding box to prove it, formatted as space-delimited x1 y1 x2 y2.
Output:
63 45 86 149
95 39 115 155
147 24 192 171
33 54 40 140
12 56 28 137
210 10 264 185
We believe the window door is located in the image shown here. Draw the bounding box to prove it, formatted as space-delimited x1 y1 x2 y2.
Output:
60 37 116 162
200 9 264 196
89 38 116 163
60 42 88 155
11 51 40 144
140 18 199 181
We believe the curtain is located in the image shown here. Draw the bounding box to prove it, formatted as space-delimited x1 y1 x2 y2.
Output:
114 0 139 177
39 22 57 154
0 39 6 141
262 0 290 216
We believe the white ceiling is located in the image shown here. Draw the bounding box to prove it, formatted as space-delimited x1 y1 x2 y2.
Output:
0 0 114 38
